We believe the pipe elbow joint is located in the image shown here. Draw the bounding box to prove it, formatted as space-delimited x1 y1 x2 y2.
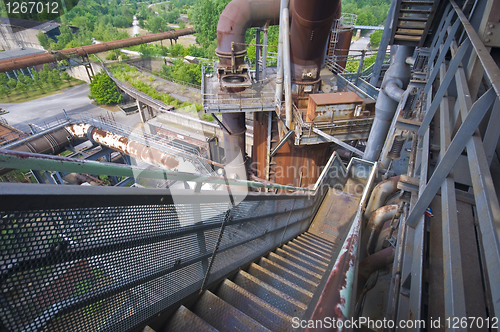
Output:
382 78 404 102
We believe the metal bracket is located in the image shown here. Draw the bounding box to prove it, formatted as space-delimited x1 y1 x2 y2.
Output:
483 22 500 47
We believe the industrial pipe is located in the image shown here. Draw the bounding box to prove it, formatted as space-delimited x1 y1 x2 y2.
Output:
0 28 195 73
362 204 399 255
274 0 289 107
0 127 76 176
289 0 340 83
216 0 280 71
364 175 401 220
222 113 248 180
363 45 414 161
67 123 195 173
357 246 395 301
282 7 292 128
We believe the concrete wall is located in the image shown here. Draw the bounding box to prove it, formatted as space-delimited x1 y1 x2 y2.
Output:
125 58 166 72
0 25 43 51
65 63 102 83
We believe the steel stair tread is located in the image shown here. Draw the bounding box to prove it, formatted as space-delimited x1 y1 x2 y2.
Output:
248 263 313 304
302 232 337 246
274 248 327 275
281 244 330 266
267 252 323 283
217 279 293 332
295 236 336 251
234 270 307 318
193 290 271 332
164 305 219 332
258 257 319 293
290 239 333 257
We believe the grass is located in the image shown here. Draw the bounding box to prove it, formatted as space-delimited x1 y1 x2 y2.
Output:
2 79 85 103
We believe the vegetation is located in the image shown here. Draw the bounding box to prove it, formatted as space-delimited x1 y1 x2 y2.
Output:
342 0 391 26
158 60 202 86
0 67 83 103
89 72 123 105
370 30 383 48
345 53 378 73
108 64 202 110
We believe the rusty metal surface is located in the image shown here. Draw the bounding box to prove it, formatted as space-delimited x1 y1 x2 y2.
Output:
305 209 361 331
332 28 354 70
67 123 183 171
364 175 402 220
258 257 319 293
289 0 340 82
309 92 365 106
0 28 195 72
308 188 360 243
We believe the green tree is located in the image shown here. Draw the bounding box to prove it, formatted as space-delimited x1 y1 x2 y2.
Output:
0 84 10 101
7 78 17 90
36 30 51 49
61 71 72 86
192 0 231 46
370 30 383 48
0 73 8 86
89 72 122 104
16 81 28 96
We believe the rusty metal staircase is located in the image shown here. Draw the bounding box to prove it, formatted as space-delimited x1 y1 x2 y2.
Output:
164 232 337 332
390 0 441 46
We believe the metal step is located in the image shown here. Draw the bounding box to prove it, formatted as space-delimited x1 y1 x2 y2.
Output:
267 252 323 283
286 242 333 263
234 270 307 317
296 235 336 251
281 244 330 266
258 257 319 293
193 290 271 332
247 263 313 303
217 279 293 332
164 305 219 332
401 1 434 4
301 232 337 246
274 248 327 275
398 16 428 21
291 239 333 257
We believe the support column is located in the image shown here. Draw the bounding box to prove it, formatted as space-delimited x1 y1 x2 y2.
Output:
137 100 146 123
222 113 247 180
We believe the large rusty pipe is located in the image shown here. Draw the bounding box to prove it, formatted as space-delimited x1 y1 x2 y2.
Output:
357 246 395 301
216 0 280 70
289 0 340 83
362 204 399 255
364 175 401 220
67 123 185 171
0 127 76 176
0 28 195 72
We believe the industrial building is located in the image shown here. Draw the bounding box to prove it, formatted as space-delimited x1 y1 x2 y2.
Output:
0 0 499 331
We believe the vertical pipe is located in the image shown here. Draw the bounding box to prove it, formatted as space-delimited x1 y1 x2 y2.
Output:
262 23 269 81
222 113 247 179
364 46 413 161
274 0 289 107
282 8 292 128
256 28 261 81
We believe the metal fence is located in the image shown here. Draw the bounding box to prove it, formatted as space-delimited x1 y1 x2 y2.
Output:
0 150 349 332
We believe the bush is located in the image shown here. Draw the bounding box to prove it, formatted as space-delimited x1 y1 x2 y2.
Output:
89 72 122 104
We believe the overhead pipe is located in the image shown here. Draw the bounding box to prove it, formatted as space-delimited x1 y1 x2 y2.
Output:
363 45 414 161
282 7 292 128
0 28 195 73
364 175 401 220
216 0 280 72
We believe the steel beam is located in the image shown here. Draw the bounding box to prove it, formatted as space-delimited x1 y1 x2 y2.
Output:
439 62 468 322
483 99 500 166
407 87 496 228
312 128 364 156
418 38 471 136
